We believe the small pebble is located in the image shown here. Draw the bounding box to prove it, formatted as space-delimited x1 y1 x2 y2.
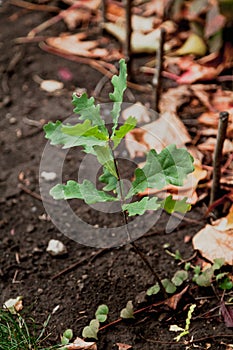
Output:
41 171 57 181
9 117 17 125
26 224 34 233
46 239 67 256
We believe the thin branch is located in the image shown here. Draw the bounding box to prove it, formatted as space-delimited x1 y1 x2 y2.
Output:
125 0 133 77
153 27 166 114
9 0 59 12
51 249 106 280
109 143 167 298
209 111 229 206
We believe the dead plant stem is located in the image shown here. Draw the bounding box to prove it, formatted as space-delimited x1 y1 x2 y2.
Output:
209 111 229 206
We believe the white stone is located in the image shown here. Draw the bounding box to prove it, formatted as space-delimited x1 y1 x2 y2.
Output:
46 239 67 256
41 171 57 181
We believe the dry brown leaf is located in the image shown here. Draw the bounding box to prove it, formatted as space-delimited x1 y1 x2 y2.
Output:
65 336 97 349
198 137 233 154
159 85 193 114
125 111 191 158
63 9 91 30
165 285 189 310
62 0 101 10
143 0 171 17
46 33 107 58
193 225 233 265
116 343 132 350
104 22 160 53
122 102 151 124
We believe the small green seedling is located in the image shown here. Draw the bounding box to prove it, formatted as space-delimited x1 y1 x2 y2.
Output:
82 304 109 340
82 319 100 340
147 270 188 296
120 300 134 319
193 258 233 290
95 304 109 322
170 304 196 342
44 58 194 226
61 328 73 346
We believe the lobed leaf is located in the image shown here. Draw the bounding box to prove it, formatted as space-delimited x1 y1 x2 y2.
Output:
112 116 137 148
161 195 191 214
122 197 160 216
93 145 118 178
50 180 117 204
72 93 107 135
99 167 118 192
61 119 108 141
127 145 194 198
44 121 106 149
109 59 127 135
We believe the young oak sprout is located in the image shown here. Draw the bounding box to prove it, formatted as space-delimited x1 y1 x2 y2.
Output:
44 59 194 224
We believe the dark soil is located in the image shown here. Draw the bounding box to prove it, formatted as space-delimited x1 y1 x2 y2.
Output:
0 2 232 349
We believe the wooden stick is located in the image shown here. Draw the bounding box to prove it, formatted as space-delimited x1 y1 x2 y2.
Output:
27 2 92 38
9 0 59 12
153 27 166 114
125 0 133 77
209 111 229 205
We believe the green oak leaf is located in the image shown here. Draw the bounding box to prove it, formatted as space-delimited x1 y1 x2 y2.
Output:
109 59 127 135
95 304 109 323
82 319 99 340
122 197 160 216
61 119 108 141
99 167 118 191
161 195 191 214
120 301 134 319
93 145 118 178
162 279 177 294
126 144 194 198
50 180 117 204
50 180 82 200
44 121 106 149
72 93 108 135
147 283 160 296
171 270 188 287
112 116 137 148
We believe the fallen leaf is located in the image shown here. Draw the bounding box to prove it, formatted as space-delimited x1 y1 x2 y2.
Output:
3 296 23 314
165 285 189 310
63 8 91 30
46 33 107 58
143 0 171 17
193 225 233 265
116 343 132 350
104 22 160 53
122 102 151 124
205 3 226 38
125 110 191 158
66 336 97 349
220 300 233 328
198 137 233 154
173 33 207 56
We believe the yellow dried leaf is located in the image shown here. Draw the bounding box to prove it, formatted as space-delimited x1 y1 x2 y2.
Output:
174 33 207 56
